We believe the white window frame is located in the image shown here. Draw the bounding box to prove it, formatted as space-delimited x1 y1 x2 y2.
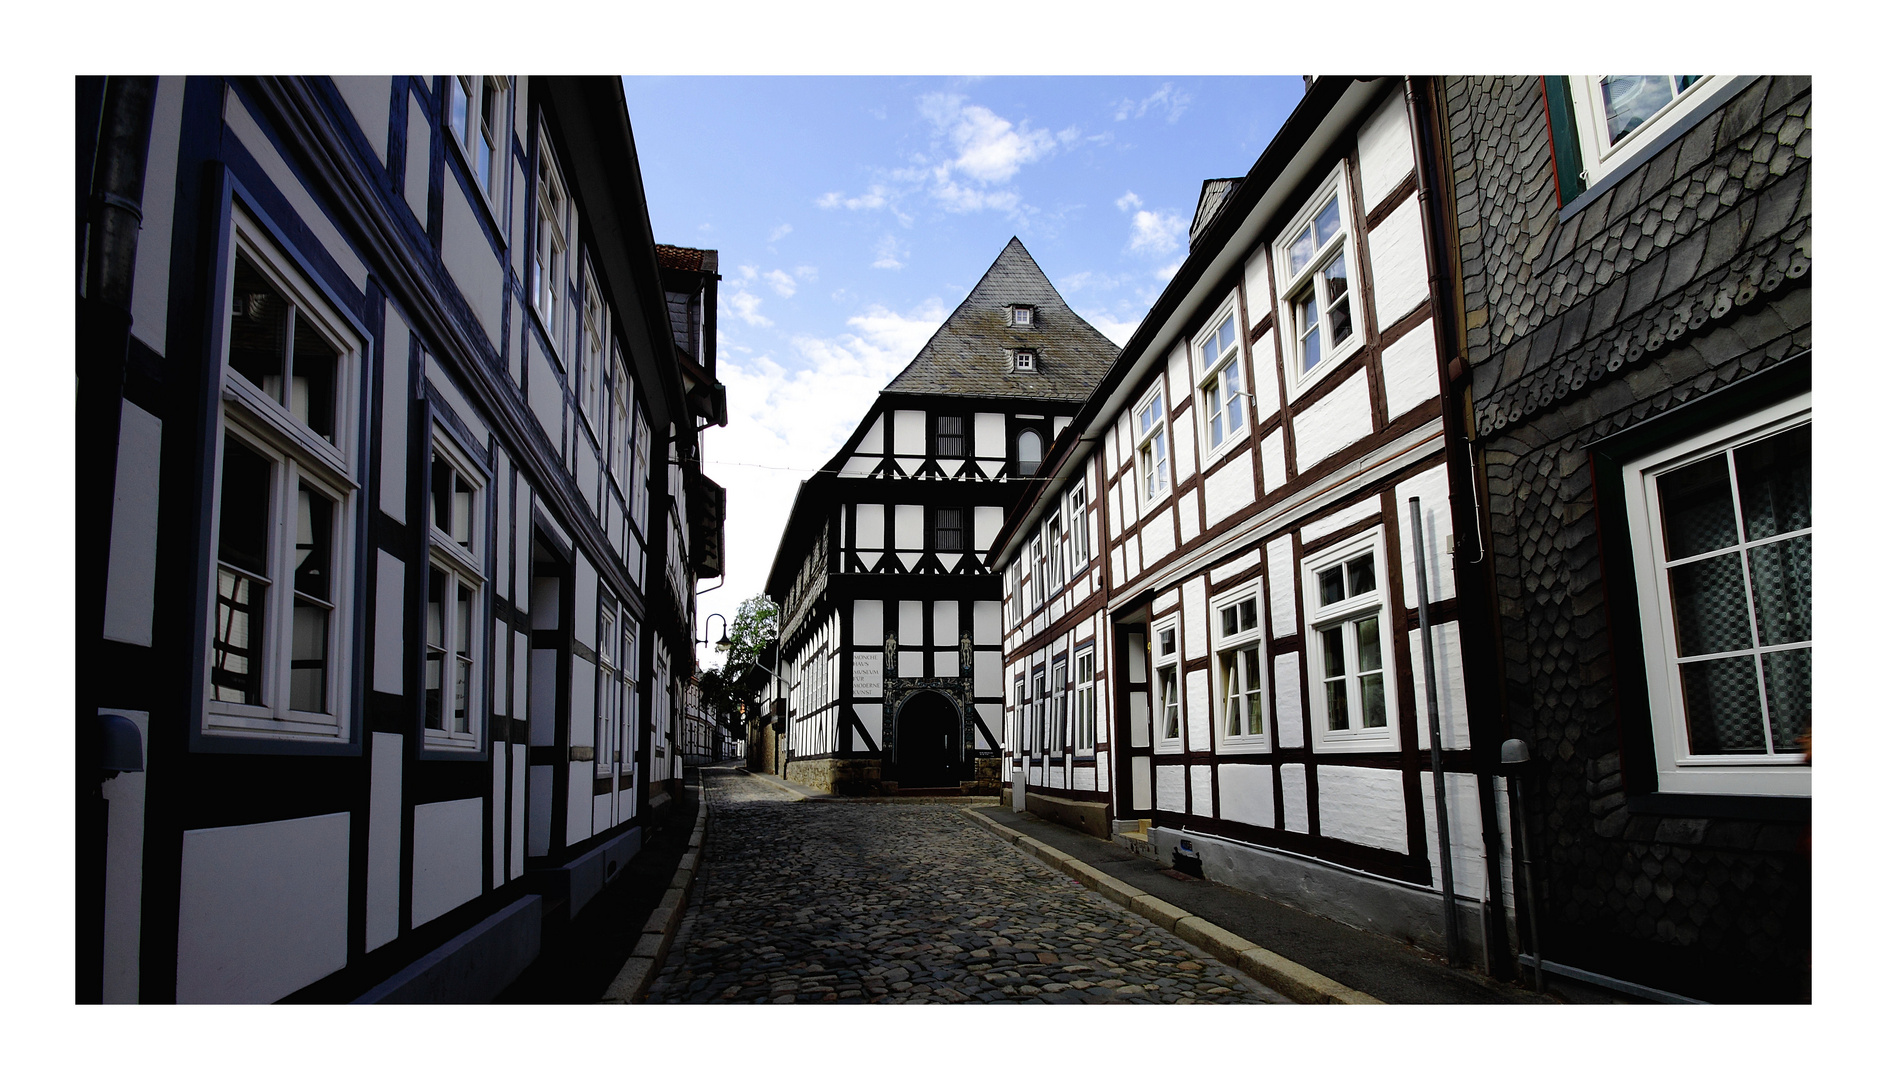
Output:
596 600 619 777
1134 383 1172 509
1050 656 1069 756
609 341 631 485
1012 673 1028 754
1192 296 1251 463
1152 615 1183 753
1567 76 1723 189
1273 166 1363 401
1031 667 1048 757
445 76 508 207
533 137 569 361
1067 482 1090 569
1013 349 1037 371
1010 305 1034 327
1030 535 1047 610
1073 646 1097 754
1621 392 1810 797
1017 427 1044 475
1303 528 1399 753
580 258 606 429
1212 584 1267 750
1044 510 1066 595
204 208 361 744
425 427 486 752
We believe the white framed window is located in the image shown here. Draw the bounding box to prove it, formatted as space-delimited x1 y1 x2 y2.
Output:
1621 393 1810 797
596 601 618 776
1008 562 1025 624
425 429 485 751
1304 529 1398 752
1067 482 1090 568
1567 76 1721 189
206 209 360 744
445 76 508 203
1031 667 1048 756
1012 673 1028 753
1030 535 1047 609
1135 384 1171 506
1152 616 1182 752
609 342 631 483
1074 646 1097 754
1010 305 1034 327
533 138 568 357
1017 428 1043 475
1193 297 1249 460
1051 656 1070 754
1013 349 1037 372
1273 167 1361 397
1213 587 1266 748
629 404 652 536
580 259 606 427
1044 510 1066 594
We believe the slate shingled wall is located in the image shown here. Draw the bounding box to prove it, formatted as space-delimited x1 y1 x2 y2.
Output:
1440 76 1810 1001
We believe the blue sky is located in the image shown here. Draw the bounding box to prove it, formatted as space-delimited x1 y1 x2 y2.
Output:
619 76 1307 658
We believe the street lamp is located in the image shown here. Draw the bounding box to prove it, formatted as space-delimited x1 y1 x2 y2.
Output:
699 611 730 650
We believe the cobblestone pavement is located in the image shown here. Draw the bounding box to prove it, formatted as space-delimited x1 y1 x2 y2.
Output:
645 769 1286 1004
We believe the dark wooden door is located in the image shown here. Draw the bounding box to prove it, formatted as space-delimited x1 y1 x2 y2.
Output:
895 691 961 787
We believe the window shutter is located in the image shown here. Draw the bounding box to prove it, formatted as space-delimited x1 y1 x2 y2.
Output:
1541 76 1586 204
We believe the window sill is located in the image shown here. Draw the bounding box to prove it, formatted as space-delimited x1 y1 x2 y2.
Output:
1310 733 1398 754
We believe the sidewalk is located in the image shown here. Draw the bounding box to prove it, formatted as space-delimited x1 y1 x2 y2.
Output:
975 805 1555 1005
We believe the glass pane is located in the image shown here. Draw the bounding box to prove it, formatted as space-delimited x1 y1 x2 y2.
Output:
1288 224 1315 277
1348 554 1376 597
432 456 453 535
450 77 470 140
456 656 473 734
1323 254 1352 334
229 256 287 402
294 484 333 601
1659 454 1738 559
427 569 446 648
1668 552 1753 656
1327 294 1353 347
1359 672 1387 728
1735 425 1811 541
1239 598 1258 632
1763 648 1811 754
1320 567 1345 606
1222 607 1238 637
1159 628 1176 656
1601 76 1678 144
212 569 264 704
1313 197 1342 249
291 312 338 441
1223 362 1244 432
454 475 474 548
1356 616 1383 673
1217 320 1238 359
218 436 272 577
290 597 329 713
1321 626 1346 676
1209 394 1225 448
1679 655 1765 754
1748 536 1811 646
1220 653 1240 734
1326 680 1349 730
1302 325 1321 372
425 647 444 730
1202 332 1220 367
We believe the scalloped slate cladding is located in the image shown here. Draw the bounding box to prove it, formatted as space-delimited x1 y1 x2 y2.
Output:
1442 76 1809 1001
884 237 1118 402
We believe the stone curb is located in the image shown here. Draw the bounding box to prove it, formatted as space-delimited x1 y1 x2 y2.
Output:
600 784 710 1004
958 808 1382 1005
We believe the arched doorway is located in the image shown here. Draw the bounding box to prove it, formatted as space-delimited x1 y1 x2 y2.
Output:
894 690 963 788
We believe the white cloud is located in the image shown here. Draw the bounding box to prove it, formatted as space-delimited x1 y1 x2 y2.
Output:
794 265 818 281
1113 82 1193 124
763 269 797 298
768 223 793 242
728 288 772 327
1091 314 1142 347
871 234 906 270
816 186 889 211
1129 208 1188 255
1115 190 1143 212
1155 260 1183 282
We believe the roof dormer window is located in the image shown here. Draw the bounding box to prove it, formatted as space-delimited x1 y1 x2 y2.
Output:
1012 349 1037 372
1010 305 1035 327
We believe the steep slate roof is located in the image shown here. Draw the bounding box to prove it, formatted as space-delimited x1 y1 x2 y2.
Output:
882 237 1117 402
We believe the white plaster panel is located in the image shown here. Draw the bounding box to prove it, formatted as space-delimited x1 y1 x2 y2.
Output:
973 601 1000 646
529 649 557 744
975 651 1000 697
1357 90 1416 214
1293 371 1374 470
1274 652 1304 749
512 629 529 721
100 709 149 1002
1172 401 1197 487
510 160 528 286
931 650 956 679
853 599 884 646
404 88 431 224
1381 319 1440 420
840 455 874 478
130 76 185 352
1280 764 1309 833
574 553 597 650
933 600 959 644
1140 506 1175 567
594 792 613 834
1265 536 1298 636
1185 668 1210 750
1317 765 1410 853
894 504 922 549
1242 248 1269 328
378 312 411 521
1260 429 1287 493
1410 621 1470 750
442 179 503 348
512 474 531 608
976 703 1000 750
1219 763 1275 829
1397 464 1456 608
1054 416 1071 438
176 813 349 1003
527 764 552 857
1209 545 1264 587
899 649 926 678
373 550 405 694
1250 328 1280 424
332 77 391 165
511 748 526 878
103 401 162 646
898 601 924 648
897 551 921 571
1301 495 1381 543
1179 488 1202 546
1180 578 1208 662
493 455 510 600
1166 338 1192 400
411 797 483 928
1203 447 1255 528
856 413 885 455
1369 198 1429 331
491 740 506 889
365 731 402 952
893 410 925 456
1156 764 1185 812
1074 766 1097 792
1190 764 1213 814
226 90 368 292
1109 545 1124 590
972 412 1003 459
1125 537 1141 581
565 762 592 844
527 346 563 446
975 505 1003 552
1133 757 1152 809
569 657 595 748
855 503 884 550
1422 772 1487 897
425 355 491 451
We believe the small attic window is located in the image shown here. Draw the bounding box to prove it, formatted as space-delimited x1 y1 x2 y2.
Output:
1013 350 1037 372
1010 305 1035 327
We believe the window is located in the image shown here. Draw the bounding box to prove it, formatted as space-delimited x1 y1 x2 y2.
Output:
1017 429 1043 476
1074 647 1097 753
1009 562 1025 624
445 76 507 201
1044 511 1065 593
1010 305 1034 327
1213 589 1265 747
581 261 605 425
1564 76 1720 190
207 214 360 743
1067 483 1090 568
1013 349 1037 372
426 431 485 750
1030 535 1047 609
935 507 964 553
1013 673 1028 753
1194 301 1248 457
1031 668 1048 756
1152 617 1181 749
1135 386 1170 504
1621 393 1810 797
610 343 631 483
1304 530 1397 751
597 602 618 775
1273 168 1360 394
935 415 965 458
1050 657 1069 755
533 140 568 355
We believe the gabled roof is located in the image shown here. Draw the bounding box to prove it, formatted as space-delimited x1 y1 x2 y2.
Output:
882 237 1117 402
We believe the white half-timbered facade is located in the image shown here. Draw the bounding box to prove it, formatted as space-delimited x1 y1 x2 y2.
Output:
76 76 725 1002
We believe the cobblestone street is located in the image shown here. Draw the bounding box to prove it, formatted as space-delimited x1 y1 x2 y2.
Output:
645 769 1285 1003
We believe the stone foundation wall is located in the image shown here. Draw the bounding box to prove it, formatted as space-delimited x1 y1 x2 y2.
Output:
785 757 881 795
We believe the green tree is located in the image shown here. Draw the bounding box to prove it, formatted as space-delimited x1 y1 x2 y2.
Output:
698 595 777 728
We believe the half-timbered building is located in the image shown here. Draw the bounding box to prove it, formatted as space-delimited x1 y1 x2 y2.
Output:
763 239 1117 794
991 77 1505 965
76 75 725 1002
